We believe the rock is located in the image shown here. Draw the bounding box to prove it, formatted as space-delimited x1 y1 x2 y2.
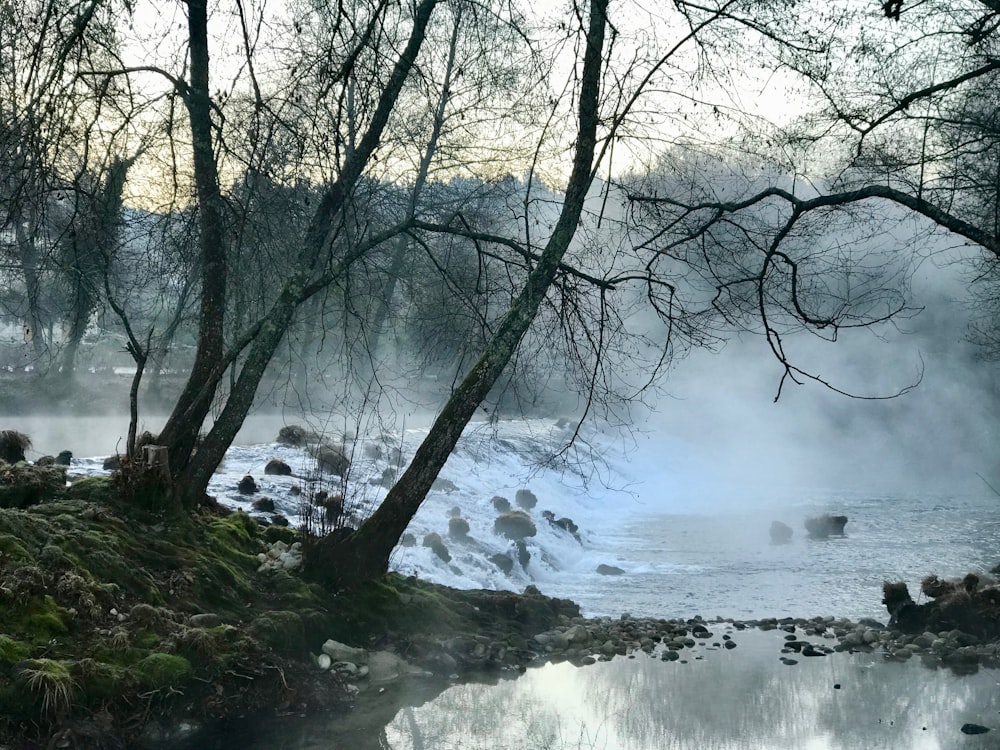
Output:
432 478 458 492
276 425 311 446
103 454 122 471
322 639 368 665
491 495 511 512
769 520 793 544
237 475 257 494
447 505 462 517
271 514 289 527
55 450 72 466
489 553 514 574
35 455 55 467
312 444 351 477
596 564 625 576
448 516 470 539
514 540 531 568
494 511 536 540
252 497 276 512
515 489 538 510
188 613 221 628
315 653 332 671
804 514 848 539
961 724 990 735
422 532 451 562
367 650 407 683
554 517 579 536
400 533 416 547
264 458 292 476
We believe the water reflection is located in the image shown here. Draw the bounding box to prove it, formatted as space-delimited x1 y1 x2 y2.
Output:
184 630 1000 750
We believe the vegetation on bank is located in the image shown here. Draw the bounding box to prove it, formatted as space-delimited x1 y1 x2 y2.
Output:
0 474 577 748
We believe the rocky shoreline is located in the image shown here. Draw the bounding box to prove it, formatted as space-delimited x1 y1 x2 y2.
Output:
3 469 1000 749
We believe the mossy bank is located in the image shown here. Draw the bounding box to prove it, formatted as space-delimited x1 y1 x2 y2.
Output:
0 475 578 749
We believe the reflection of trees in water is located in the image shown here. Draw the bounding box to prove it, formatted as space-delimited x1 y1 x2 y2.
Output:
570 631 1000 749
213 637 1000 749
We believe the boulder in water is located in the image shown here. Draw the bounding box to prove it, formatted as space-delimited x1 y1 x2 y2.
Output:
489 553 514 574
596 564 625 576
804 514 847 539
264 458 292 476
494 510 536 540
491 495 511 512
770 520 793 544
422 532 451 562
252 497 275 512
311 444 351 477
448 516 470 539
515 488 538 511
237 475 257 494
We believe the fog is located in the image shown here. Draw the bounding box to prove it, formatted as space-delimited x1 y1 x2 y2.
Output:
626 251 1000 501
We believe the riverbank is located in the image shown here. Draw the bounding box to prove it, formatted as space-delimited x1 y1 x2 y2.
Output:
3 473 1000 749
0 476 582 749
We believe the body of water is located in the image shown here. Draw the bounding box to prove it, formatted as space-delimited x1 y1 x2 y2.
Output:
15 414 1000 748
59 415 1000 620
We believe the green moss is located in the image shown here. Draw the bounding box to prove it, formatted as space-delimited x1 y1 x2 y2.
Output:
134 630 161 649
134 653 191 690
65 476 113 503
248 610 304 654
0 533 31 561
0 634 30 664
10 596 72 639
73 659 131 702
262 525 297 545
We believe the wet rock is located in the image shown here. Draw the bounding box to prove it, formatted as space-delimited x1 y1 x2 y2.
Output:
400 533 416 548
311 443 351 477
494 511 536 540
769 520 793 544
264 458 292 476
596 564 625 576
514 540 531 568
237 475 257 494
489 553 514 574
55 450 72 466
251 497 275 512
961 724 991 735
448 517 470 539
432 478 458 492
805 514 848 539
491 495 511 512
422 532 451 562
276 425 313 446
515 489 538 511
103 454 121 471
447 505 462 517
271 514 289 527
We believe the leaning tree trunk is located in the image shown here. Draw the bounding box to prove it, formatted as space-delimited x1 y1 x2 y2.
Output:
303 0 609 590
164 0 443 508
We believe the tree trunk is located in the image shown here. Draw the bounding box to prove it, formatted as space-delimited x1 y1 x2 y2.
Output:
304 0 609 590
162 0 442 507
15 217 49 365
156 0 230 476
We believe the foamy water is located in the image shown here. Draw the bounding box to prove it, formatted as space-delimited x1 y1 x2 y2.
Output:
70 418 1000 621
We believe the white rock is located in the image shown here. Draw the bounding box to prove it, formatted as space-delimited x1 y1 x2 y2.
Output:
322 639 368 665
